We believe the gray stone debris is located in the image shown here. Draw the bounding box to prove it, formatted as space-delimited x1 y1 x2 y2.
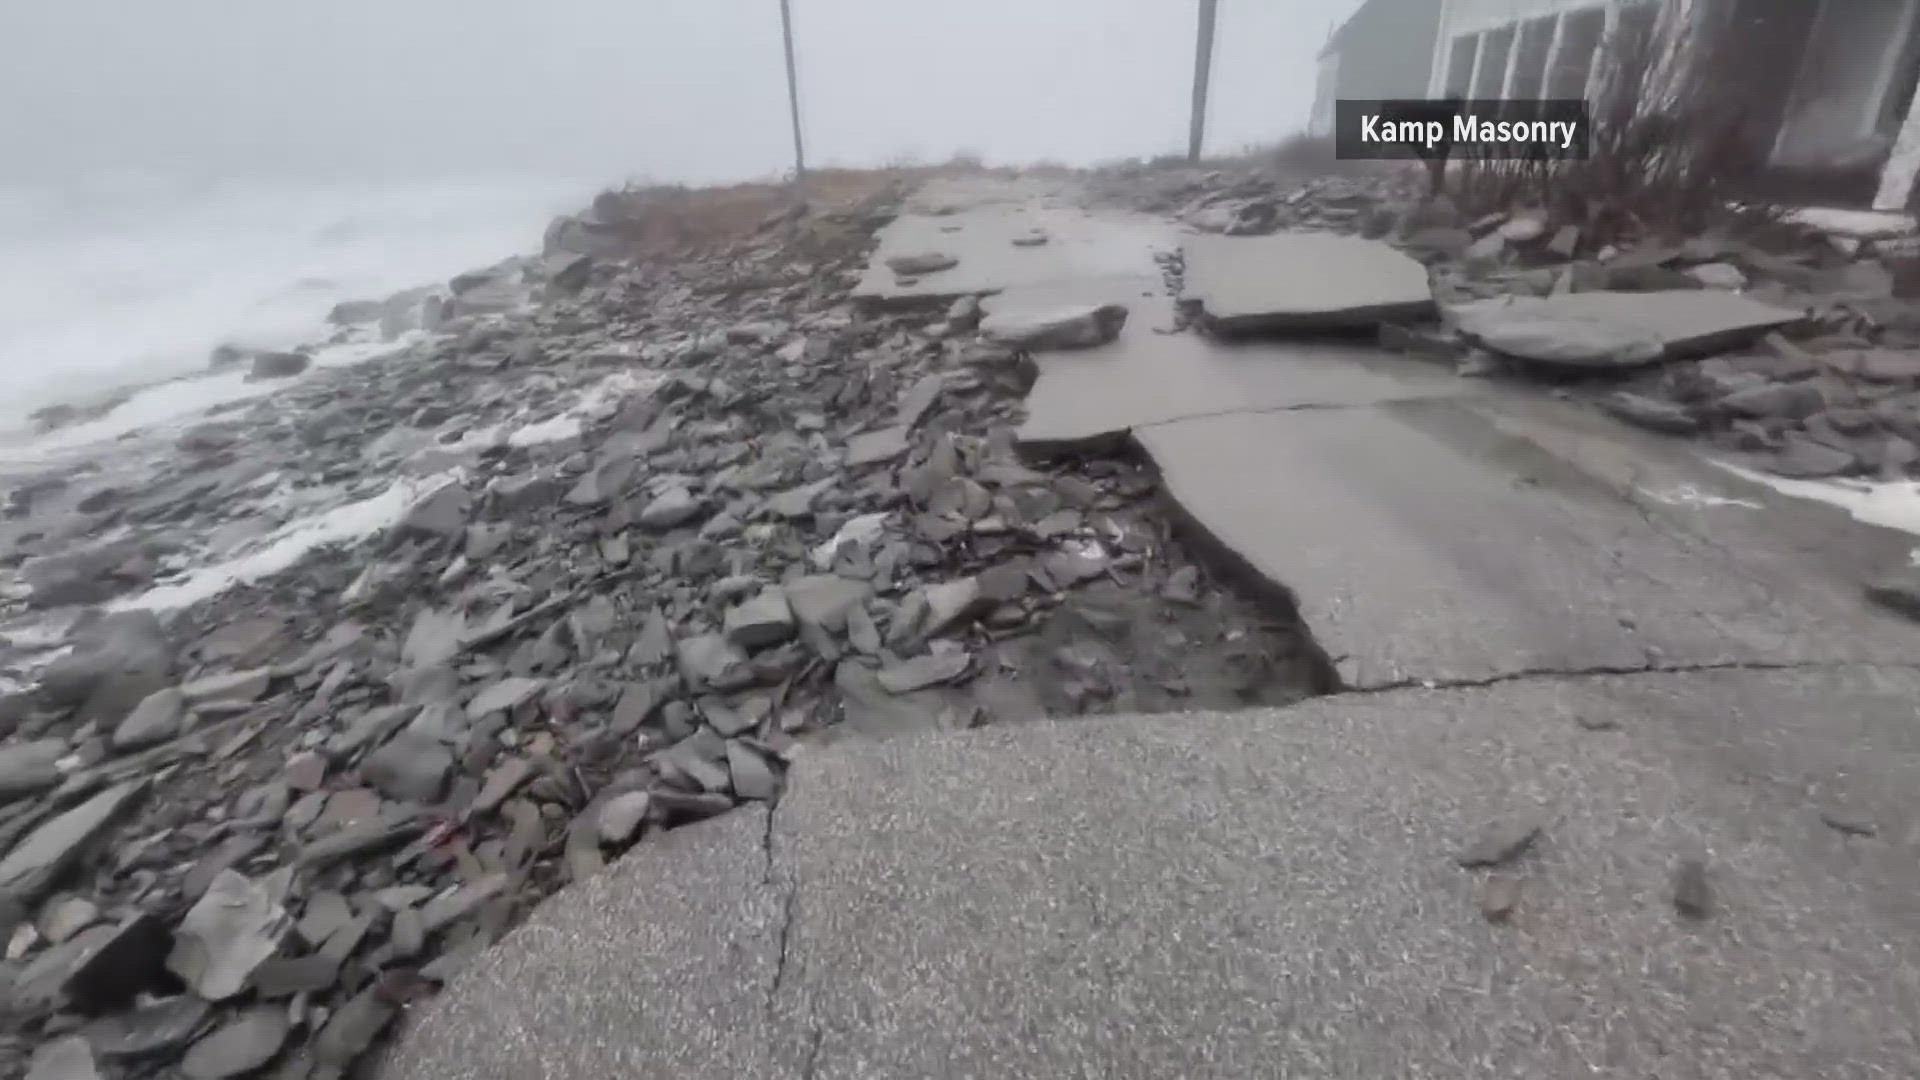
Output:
1598 391 1701 436
0 781 144 905
1477 873 1523 923
1184 232 1435 331
639 486 703 530
1455 814 1544 868
845 425 912 468
1450 290 1800 370
26 1037 100 1080
980 303 1129 350
878 650 973 694
360 735 455 803
724 590 796 651
784 575 871 633
166 870 290 1002
179 1007 290 1080
181 668 270 708
0 740 68 801
886 252 959 276
466 677 546 718
596 792 652 845
111 687 186 750
1672 855 1713 920
246 351 310 381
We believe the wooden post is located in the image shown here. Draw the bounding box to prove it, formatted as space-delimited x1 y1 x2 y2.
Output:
1189 0 1219 162
779 0 807 179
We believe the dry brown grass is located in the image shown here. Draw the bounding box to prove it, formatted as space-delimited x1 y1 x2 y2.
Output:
1449 4 1798 255
582 154 1083 258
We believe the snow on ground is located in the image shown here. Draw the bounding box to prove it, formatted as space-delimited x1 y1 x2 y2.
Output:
111 469 466 612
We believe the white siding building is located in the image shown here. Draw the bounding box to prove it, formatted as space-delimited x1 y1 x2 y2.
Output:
1425 0 1920 210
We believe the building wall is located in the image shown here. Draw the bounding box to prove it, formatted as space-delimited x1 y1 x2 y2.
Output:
1308 0 1445 137
1772 0 1919 168
1309 54 1340 137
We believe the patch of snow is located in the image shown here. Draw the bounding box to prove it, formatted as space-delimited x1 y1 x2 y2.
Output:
1715 462 1920 537
813 512 891 570
1787 206 1917 240
507 369 664 448
112 468 465 612
1637 483 1763 510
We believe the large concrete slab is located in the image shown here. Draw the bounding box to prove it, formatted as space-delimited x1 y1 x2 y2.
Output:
374 807 797 1079
1133 399 1920 688
853 188 1173 303
1006 291 1464 448
381 667 1920 1078
1449 290 1803 370
1183 232 1436 331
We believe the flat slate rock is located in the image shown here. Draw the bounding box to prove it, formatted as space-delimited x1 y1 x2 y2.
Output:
1449 290 1801 370
1183 232 1435 330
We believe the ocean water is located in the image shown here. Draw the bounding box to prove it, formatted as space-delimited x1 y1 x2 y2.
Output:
0 174 595 441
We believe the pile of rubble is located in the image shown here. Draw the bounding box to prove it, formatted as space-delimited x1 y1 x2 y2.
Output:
1102 155 1920 485
0 177 1318 1077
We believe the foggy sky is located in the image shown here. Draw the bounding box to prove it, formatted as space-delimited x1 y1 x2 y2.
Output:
0 0 1353 184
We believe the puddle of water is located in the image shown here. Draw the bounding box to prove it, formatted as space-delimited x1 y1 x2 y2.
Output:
1714 461 1920 537
111 469 465 612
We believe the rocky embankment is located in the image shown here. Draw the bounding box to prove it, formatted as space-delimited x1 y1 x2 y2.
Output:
0 174 1320 1078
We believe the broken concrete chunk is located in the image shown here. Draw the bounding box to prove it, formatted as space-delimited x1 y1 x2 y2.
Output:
1185 232 1435 330
979 303 1129 351
1450 290 1800 370
724 590 796 651
166 870 290 1001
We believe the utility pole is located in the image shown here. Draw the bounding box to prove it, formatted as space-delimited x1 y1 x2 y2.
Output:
1188 0 1219 161
779 0 807 179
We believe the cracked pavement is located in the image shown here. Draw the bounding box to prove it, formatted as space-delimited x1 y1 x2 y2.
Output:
379 665 1920 1079
375 180 1920 1077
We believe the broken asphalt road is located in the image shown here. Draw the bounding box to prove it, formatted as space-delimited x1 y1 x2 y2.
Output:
377 178 1920 1078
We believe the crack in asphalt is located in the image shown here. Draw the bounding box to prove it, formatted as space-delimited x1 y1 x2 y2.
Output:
1331 657 1920 696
